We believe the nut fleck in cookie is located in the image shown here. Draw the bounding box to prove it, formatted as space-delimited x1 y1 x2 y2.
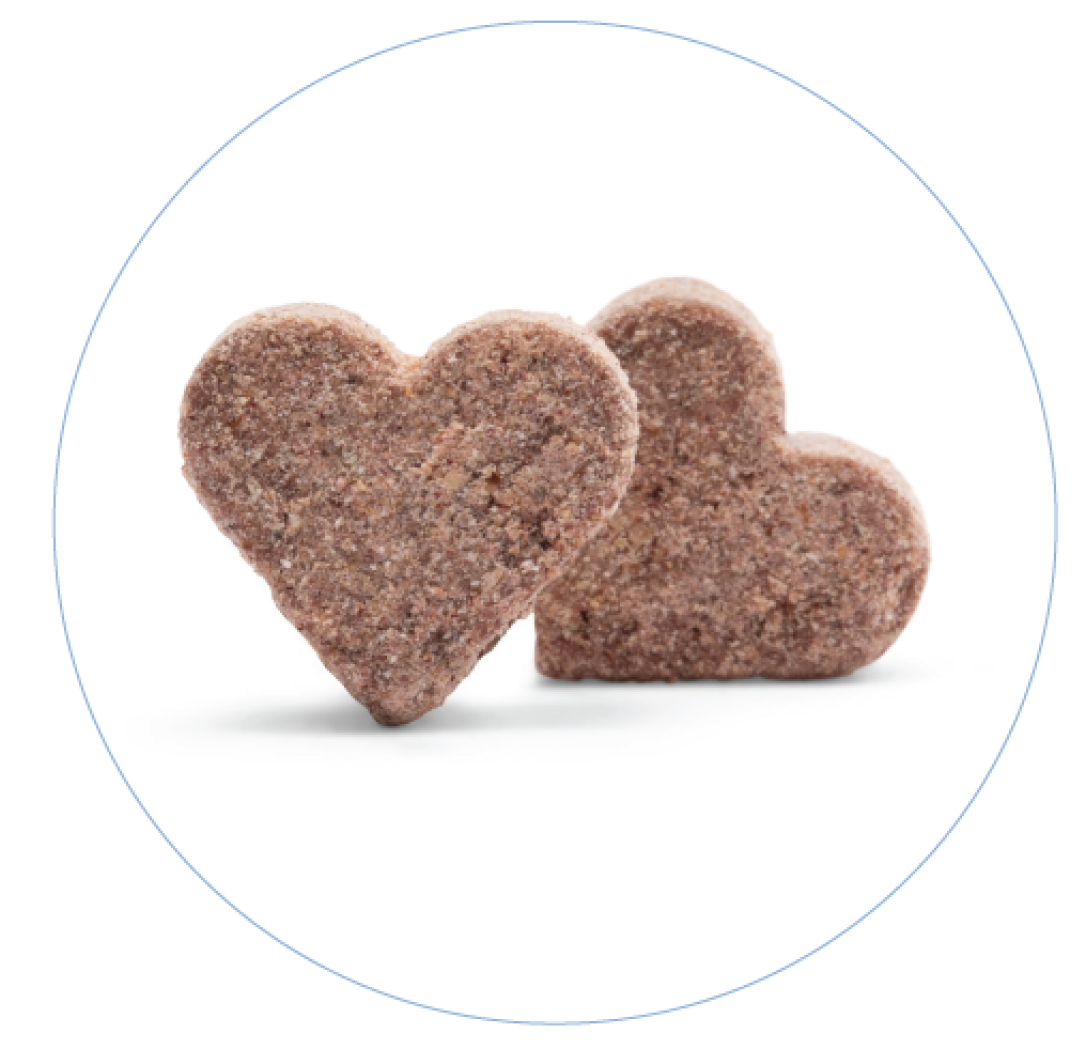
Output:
181 304 637 724
534 278 929 681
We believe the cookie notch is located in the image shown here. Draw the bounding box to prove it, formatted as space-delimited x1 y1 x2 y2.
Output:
534 278 930 681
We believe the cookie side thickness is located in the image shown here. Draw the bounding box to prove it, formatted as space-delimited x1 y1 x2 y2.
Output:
534 279 930 682
181 306 637 724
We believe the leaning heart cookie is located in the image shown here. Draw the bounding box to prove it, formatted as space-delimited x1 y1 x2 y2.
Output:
181 304 637 724
535 278 930 680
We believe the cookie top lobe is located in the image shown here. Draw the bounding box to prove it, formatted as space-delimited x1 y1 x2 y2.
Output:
592 278 785 465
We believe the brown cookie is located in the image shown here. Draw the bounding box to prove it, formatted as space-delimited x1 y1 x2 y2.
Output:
534 278 930 681
181 304 637 724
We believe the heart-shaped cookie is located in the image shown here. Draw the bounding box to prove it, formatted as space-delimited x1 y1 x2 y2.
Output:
181 304 637 723
535 278 930 680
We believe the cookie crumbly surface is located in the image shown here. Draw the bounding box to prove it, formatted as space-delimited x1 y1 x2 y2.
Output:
534 278 930 680
181 304 637 724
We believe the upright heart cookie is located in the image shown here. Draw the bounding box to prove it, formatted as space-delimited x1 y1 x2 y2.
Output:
535 278 930 681
181 304 637 724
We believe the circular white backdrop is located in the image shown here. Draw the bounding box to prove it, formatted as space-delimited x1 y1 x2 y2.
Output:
55 23 1053 1023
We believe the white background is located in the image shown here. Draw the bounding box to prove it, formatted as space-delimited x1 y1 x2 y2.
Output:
3 1 1084 1040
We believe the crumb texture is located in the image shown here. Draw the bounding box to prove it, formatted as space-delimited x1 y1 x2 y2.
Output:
181 304 637 724
534 278 930 681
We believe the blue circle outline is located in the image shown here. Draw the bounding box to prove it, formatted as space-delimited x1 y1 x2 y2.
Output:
51 19 1059 1026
